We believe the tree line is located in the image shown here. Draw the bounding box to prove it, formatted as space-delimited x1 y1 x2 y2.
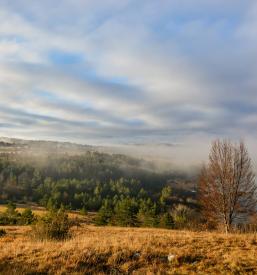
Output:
0 140 256 233
0 151 195 225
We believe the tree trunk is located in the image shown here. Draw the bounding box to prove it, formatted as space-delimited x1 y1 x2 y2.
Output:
224 223 229 234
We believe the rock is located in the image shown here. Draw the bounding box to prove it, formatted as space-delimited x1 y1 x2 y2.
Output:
133 252 141 259
167 254 176 262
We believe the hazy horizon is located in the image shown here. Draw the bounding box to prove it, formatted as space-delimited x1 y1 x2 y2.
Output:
2 135 257 173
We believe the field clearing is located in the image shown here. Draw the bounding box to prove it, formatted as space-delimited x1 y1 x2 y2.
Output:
0 203 46 216
0 204 96 222
0 225 256 274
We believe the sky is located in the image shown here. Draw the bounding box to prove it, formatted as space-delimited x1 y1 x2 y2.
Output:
1 0 257 163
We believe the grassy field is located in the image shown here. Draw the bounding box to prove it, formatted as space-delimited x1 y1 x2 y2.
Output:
0 203 95 222
0 203 46 216
0 225 256 274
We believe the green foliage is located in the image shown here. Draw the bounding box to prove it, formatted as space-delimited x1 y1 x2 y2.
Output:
0 203 36 225
5 202 19 217
0 152 197 230
171 204 193 229
0 202 20 225
79 206 88 216
138 188 147 199
159 212 174 229
0 153 186 211
137 199 158 227
20 208 36 225
114 198 138 227
46 197 57 211
160 186 172 205
95 199 113 225
31 207 71 241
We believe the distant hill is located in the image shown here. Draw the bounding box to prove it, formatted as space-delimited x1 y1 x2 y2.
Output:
0 137 197 210
0 137 94 156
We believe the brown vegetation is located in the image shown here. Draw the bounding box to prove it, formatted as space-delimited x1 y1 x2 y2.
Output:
199 140 257 233
0 204 96 224
0 225 256 274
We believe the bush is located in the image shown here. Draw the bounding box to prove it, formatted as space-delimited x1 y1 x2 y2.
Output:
0 204 37 225
31 208 71 241
171 204 194 229
20 208 36 225
0 202 20 225
0 228 6 237
95 199 113 226
79 206 88 216
159 212 174 229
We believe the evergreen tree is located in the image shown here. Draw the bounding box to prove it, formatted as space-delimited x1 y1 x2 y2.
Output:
4 202 20 224
114 198 138 227
5 202 18 217
160 186 172 206
95 199 113 225
159 212 174 229
137 198 158 227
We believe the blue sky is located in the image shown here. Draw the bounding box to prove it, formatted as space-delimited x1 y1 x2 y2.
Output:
1 0 257 162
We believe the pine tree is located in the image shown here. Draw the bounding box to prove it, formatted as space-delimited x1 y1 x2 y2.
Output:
137 198 158 227
160 186 172 206
114 198 138 227
159 212 174 229
95 199 113 225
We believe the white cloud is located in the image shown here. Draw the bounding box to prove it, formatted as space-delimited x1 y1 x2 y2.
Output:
0 0 257 165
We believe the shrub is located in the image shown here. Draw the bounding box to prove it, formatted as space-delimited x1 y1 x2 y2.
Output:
159 212 174 229
79 206 88 216
0 204 36 225
20 208 36 225
95 199 113 226
0 202 20 225
0 228 6 237
31 207 71 241
5 202 18 216
171 204 194 229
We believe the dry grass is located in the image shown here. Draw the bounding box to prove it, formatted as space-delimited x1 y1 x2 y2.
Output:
0 204 46 216
0 225 256 274
0 204 96 223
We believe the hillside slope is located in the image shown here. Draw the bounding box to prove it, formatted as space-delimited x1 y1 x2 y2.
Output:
0 225 256 274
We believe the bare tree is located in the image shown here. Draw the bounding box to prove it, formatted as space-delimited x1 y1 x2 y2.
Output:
199 139 257 233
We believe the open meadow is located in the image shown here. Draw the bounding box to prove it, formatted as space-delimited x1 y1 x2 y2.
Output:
0 225 256 274
0 204 95 223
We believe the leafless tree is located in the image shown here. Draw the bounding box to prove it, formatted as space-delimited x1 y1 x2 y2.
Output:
199 139 257 233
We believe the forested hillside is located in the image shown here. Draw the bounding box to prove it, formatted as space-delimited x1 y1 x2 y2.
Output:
0 138 200 229
0 151 196 212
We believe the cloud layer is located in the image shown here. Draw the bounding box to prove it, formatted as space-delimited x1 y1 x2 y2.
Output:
1 0 257 162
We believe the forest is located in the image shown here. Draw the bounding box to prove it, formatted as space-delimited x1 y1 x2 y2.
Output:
1 140 256 232
0 151 197 228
